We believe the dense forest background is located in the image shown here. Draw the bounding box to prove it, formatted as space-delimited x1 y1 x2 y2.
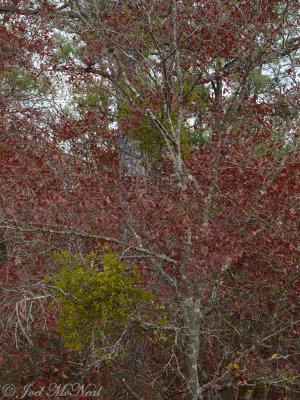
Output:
0 1 299 399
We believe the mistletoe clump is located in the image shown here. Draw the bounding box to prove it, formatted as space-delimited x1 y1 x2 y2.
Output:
47 249 153 351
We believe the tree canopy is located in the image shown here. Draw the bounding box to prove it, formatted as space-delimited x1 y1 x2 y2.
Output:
0 1 299 399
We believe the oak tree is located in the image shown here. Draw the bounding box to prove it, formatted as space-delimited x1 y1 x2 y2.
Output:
0 1 299 399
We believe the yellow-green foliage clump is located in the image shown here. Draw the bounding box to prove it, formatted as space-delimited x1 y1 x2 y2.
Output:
53 34 84 62
75 86 109 112
118 102 193 159
47 248 153 351
0 67 51 94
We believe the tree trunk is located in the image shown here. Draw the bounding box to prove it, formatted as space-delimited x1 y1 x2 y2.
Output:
185 299 202 400
119 134 150 178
